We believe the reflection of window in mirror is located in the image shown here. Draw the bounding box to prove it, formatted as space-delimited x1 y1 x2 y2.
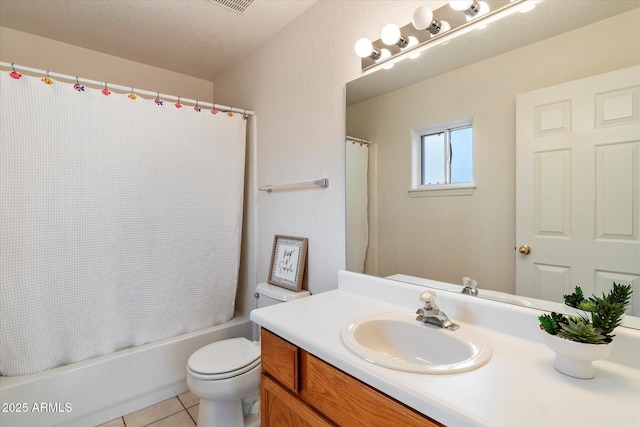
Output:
410 117 476 197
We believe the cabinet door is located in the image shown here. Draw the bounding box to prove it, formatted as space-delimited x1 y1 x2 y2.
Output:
261 374 334 427
300 352 443 427
261 328 299 392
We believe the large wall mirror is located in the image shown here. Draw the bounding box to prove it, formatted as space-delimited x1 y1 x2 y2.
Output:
345 1 640 327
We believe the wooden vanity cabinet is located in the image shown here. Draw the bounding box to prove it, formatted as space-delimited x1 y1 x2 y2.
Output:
260 328 444 427
261 375 332 427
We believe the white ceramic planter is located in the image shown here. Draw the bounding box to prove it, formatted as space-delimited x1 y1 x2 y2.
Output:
539 329 612 379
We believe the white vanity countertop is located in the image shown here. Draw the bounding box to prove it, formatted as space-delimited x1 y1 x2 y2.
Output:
250 271 640 427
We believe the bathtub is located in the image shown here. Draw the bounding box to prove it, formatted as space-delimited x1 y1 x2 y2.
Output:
0 316 252 427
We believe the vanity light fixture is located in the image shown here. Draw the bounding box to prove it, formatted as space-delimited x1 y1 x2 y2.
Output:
354 0 529 72
406 36 421 59
470 2 492 29
412 6 443 35
354 38 381 60
375 48 393 69
455 1 492 22
449 1 481 18
476 2 491 18
381 24 409 48
379 48 392 61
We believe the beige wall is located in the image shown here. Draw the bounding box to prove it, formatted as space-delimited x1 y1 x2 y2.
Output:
347 10 640 293
0 27 213 102
214 1 428 295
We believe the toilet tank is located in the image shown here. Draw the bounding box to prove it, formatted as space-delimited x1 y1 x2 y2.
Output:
252 283 310 340
255 282 310 309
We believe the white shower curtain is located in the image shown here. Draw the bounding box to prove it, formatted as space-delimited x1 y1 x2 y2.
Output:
345 140 369 273
0 71 247 376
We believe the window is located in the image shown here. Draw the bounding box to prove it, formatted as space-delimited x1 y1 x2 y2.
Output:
411 118 475 196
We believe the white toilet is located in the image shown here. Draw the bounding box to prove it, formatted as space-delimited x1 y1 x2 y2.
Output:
187 283 310 427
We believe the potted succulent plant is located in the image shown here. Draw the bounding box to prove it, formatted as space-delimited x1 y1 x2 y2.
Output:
538 283 632 379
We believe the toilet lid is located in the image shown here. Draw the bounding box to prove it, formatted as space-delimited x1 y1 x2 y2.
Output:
188 337 260 376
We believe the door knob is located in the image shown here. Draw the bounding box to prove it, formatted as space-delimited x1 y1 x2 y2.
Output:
518 245 532 255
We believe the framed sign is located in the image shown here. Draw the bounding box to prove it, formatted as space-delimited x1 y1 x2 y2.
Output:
268 235 308 291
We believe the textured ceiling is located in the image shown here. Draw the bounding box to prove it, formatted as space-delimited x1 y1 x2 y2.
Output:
0 0 317 80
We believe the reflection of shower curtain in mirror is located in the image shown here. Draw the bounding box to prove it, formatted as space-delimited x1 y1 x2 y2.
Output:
346 140 369 273
0 72 247 376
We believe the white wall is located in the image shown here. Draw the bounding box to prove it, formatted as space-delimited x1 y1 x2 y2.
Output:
214 1 428 299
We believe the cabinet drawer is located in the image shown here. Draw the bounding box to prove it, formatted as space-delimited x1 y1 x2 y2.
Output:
261 328 299 392
300 351 444 427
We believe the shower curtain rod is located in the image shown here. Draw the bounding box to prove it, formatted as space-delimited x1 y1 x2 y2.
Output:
0 62 255 116
346 135 371 144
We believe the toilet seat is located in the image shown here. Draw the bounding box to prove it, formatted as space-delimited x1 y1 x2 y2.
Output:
187 337 261 380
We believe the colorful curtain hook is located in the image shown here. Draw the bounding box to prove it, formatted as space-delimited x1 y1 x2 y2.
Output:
227 111 234 117
242 110 249 120
42 71 53 85
9 63 22 79
194 101 201 112
175 96 182 109
128 88 137 100
102 83 111 96
73 77 85 92
211 106 219 115
154 93 163 106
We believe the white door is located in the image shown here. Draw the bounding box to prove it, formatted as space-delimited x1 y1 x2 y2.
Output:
516 66 640 315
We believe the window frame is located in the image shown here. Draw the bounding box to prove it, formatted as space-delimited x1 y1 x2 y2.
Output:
410 117 476 197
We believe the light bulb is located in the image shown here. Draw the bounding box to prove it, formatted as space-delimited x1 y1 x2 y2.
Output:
478 1 490 15
403 36 420 58
450 0 480 17
406 36 419 49
381 23 401 46
354 38 374 58
412 6 433 30
449 1 473 11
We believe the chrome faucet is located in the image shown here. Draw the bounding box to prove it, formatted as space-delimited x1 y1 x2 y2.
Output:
416 290 459 331
461 277 478 296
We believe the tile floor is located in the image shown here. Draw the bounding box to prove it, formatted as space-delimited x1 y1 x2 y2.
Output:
97 391 199 427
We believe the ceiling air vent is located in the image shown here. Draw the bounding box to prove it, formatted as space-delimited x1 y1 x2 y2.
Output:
209 0 254 14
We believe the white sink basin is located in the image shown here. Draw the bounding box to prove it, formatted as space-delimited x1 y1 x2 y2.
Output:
340 312 492 374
